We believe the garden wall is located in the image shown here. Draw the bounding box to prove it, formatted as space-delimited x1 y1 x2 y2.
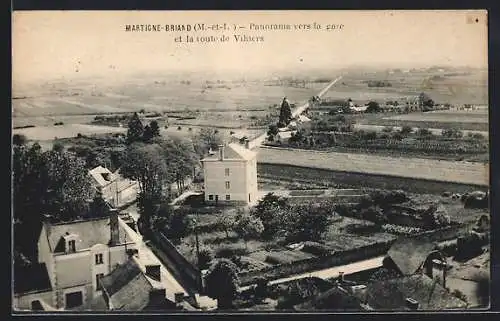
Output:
238 240 393 286
150 230 202 291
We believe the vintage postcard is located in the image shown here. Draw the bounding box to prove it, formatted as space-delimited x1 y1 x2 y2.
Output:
12 10 489 312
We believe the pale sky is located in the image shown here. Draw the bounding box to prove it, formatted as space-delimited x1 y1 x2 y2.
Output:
12 10 487 83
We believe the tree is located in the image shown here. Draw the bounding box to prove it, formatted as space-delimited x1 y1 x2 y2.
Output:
87 190 110 218
13 134 27 146
198 248 214 270
278 97 293 127
143 125 154 143
254 277 269 303
120 143 169 231
193 127 223 156
366 101 381 113
13 144 93 260
150 120 161 137
160 137 198 193
216 214 236 238
421 204 451 229
252 193 290 238
126 112 144 144
234 214 264 248
165 211 191 240
418 92 435 110
287 203 331 241
205 259 240 309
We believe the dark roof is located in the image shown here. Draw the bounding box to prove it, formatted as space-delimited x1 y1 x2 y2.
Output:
47 216 129 253
294 286 365 311
359 274 467 311
201 143 256 161
387 236 437 275
14 263 52 294
100 258 171 311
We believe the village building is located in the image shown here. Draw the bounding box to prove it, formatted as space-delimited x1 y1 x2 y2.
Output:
13 211 139 311
95 256 181 311
201 142 258 205
89 166 139 208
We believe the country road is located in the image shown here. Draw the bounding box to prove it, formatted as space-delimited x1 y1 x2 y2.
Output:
248 76 343 149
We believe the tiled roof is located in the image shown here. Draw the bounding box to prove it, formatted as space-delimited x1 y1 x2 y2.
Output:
359 274 467 311
47 216 130 253
14 263 52 294
387 236 437 275
100 258 173 311
201 143 256 161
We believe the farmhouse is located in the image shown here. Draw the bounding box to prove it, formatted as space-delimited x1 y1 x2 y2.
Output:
13 211 139 310
89 166 139 208
201 142 258 205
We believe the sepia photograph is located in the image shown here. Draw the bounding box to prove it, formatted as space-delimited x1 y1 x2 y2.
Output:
11 10 490 312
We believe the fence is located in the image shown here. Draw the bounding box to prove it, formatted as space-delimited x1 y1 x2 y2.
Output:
238 240 393 286
151 230 202 291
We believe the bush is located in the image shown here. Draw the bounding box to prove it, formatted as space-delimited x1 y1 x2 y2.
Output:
451 289 468 303
400 126 413 135
215 243 248 258
198 248 214 270
177 126 182 130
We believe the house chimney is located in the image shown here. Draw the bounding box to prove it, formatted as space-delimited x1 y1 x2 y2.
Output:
245 140 250 149
218 144 225 161
405 298 419 310
109 209 120 246
146 264 161 282
174 292 185 303
149 288 166 302
339 271 345 282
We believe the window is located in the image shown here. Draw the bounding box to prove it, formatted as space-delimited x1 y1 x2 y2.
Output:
95 253 103 265
225 194 231 201
96 273 104 290
68 240 76 253
208 194 214 201
224 168 230 176
225 181 230 189
65 291 83 309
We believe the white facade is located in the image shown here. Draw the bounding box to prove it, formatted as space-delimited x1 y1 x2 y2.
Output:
201 143 258 205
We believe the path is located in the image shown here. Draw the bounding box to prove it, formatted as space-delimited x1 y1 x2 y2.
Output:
239 255 384 291
118 217 190 302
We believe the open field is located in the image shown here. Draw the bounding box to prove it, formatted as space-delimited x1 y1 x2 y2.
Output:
257 147 488 186
12 124 127 140
326 69 488 106
385 110 488 124
258 163 487 195
13 79 324 127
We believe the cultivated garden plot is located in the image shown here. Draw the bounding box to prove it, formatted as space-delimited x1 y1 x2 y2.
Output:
257 147 488 186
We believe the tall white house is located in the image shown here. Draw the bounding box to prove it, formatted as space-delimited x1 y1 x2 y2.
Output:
201 142 258 205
